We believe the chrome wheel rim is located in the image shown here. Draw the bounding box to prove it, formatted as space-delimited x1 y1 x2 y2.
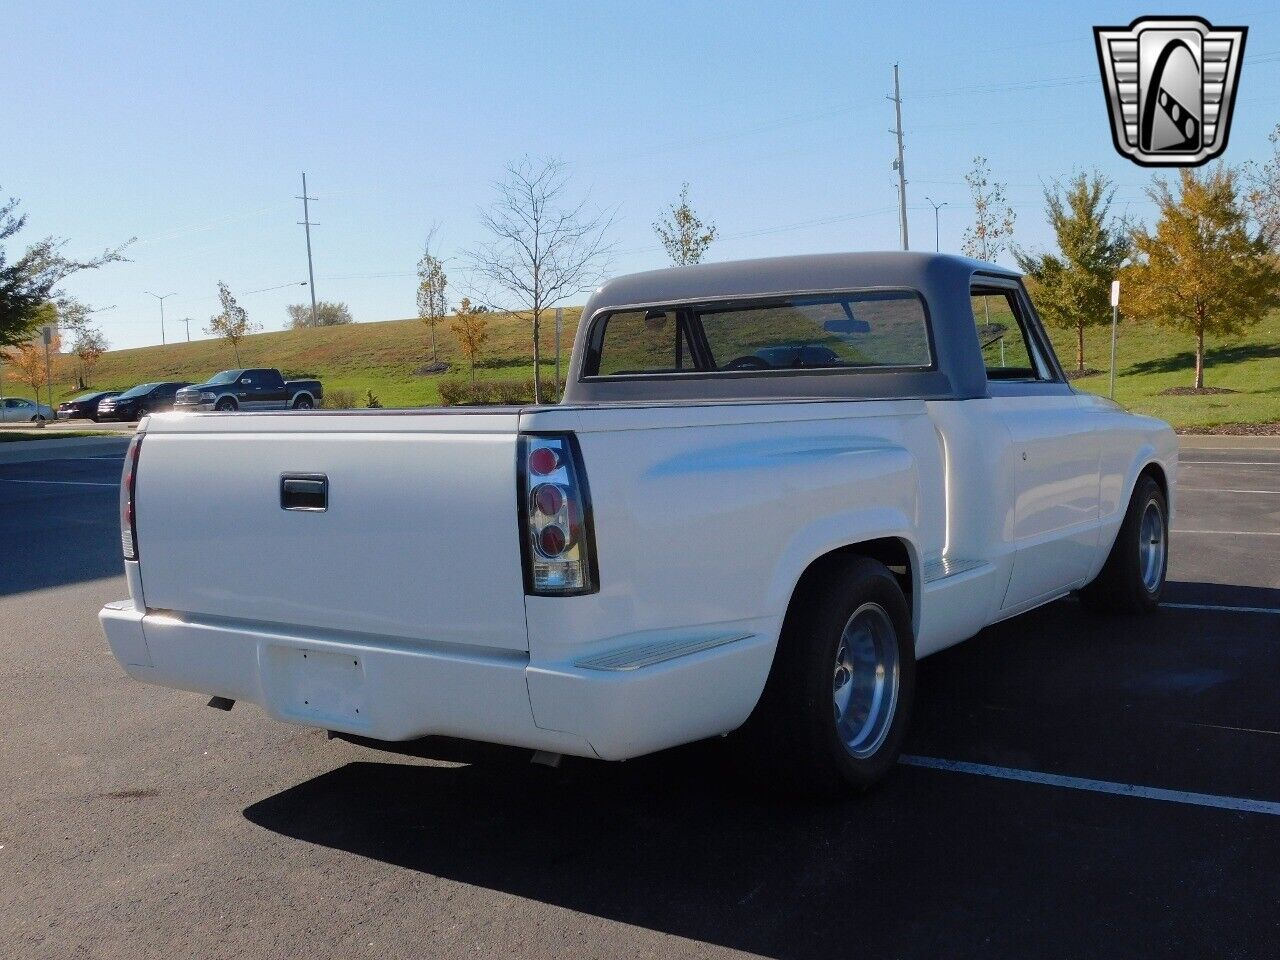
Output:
1139 499 1166 593
832 602 900 759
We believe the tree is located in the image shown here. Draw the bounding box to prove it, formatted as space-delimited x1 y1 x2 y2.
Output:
1244 122 1280 250
205 282 260 365
450 297 488 383
467 156 613 402
1015 172 1131 373
2 327 61 410
653 182 717 266
71 324 108 389
416 227 448 363
961 157 1016 261
0 188 132 349
1123 165 1280 389
286 300 352 328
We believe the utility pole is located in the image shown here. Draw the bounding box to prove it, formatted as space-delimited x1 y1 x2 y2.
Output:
925 197 947 252
888 63 909 251
297 172 319 328
179 317 192 342
144 291 176 345
1109 280 1121 399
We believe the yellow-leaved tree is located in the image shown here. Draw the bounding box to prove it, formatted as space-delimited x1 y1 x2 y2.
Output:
1123 166 1280 390
450 297 488 383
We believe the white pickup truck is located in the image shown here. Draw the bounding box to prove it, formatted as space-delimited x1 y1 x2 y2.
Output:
100 253 1176 793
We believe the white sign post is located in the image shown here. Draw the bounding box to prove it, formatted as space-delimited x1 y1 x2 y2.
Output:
40 324 55 428
1109 281 1120 400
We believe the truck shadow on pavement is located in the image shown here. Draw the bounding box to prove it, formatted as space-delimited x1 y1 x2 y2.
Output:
244 596 1280 960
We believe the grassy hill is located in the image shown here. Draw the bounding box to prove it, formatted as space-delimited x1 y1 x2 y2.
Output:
47 305 1280 429
85 308 584 408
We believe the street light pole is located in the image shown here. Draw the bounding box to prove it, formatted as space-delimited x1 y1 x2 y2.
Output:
925 197 947 252
144 291 177 345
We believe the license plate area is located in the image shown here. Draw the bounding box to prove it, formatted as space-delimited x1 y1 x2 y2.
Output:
261 644 367 726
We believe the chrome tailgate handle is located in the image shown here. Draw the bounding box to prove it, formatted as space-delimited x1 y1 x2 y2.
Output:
280 474 327 512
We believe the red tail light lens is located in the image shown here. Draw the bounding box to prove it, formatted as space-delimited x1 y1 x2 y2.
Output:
519 434 596 595
120 433 143 560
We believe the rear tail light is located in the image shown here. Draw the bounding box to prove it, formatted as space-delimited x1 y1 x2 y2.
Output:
120 433 142 560
519 434 597 595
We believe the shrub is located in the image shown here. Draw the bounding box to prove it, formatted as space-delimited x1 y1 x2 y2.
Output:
321 388 358 409
436 378 563 406
365 390 383 408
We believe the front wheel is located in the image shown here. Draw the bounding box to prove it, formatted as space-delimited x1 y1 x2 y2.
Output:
214 398 237 412
1079 474 1168 614
740 556 915 794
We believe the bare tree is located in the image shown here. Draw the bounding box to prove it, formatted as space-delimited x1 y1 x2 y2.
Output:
961 156 1016 261
1245 122 1280 250
416 225 448 364
654 182 718 265
467 157 613 402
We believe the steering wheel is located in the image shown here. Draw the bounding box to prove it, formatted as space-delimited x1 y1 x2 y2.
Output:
723 355 771 371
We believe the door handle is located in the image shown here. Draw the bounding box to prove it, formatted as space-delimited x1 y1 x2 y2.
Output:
280 474 327 511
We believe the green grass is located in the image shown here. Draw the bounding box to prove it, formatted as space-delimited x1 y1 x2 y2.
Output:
52 302 1280 430
1046 317 1280 429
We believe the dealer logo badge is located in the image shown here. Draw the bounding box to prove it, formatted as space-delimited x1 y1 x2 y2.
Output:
1094 16 1247 167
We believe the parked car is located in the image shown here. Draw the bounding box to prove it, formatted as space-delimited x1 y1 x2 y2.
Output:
57 390 122 422
173 369 322 412
99 253 1176 794
96 382 191 422
1 397 55 422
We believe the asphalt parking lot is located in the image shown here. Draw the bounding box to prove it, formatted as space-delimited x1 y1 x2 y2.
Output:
1 437 1278 960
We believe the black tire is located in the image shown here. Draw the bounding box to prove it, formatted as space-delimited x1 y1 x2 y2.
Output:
1079 474 1167 615
214 398 237 412
136 406 150 420
293 395 314 410
739 556 916 795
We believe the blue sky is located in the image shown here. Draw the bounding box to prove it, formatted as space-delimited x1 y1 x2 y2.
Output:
4 0 1279 349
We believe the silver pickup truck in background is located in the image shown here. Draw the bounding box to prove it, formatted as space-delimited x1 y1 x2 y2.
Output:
100 253 1176 794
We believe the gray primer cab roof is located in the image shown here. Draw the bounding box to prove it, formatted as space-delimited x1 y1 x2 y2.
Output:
562 251 1021 404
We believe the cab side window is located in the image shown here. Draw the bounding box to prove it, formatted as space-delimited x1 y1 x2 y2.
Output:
970 286 1055 382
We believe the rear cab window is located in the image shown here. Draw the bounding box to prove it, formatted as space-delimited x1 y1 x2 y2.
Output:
587 290 933 378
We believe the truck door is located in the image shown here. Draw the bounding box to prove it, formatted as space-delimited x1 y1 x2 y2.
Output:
259 369 288 407
970 281 1101 610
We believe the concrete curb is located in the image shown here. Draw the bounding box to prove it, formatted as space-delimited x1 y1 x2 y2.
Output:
0 435 132 464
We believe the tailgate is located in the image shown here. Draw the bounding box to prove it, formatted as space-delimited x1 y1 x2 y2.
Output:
135 411 530 651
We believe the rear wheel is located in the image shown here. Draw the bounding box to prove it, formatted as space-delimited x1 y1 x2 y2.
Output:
740 556 915 794
214 398 237 412
1079 474 1167 614
292 395 314 410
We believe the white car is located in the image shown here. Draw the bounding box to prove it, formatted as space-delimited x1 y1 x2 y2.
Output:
1 397 55 422
99 253 1176 793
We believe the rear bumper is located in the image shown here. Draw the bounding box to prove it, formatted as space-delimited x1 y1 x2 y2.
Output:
99 602 774 761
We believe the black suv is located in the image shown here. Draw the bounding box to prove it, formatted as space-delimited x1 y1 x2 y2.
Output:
96 382 192 421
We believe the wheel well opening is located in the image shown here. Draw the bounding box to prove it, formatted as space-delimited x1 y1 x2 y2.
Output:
788 537 914 622
1139 462 1168 502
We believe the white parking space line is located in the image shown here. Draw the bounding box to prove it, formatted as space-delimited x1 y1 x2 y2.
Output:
0 478 118 487
1163 602 1280 616
899 755 1280 816
1179 487 1280 494
1172 529 1280 536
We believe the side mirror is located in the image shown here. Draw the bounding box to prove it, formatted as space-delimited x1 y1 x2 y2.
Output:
822 317 871 335
643 309 669 331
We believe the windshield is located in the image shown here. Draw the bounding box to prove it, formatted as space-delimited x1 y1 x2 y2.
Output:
204 370 243 386
118 383 158 399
